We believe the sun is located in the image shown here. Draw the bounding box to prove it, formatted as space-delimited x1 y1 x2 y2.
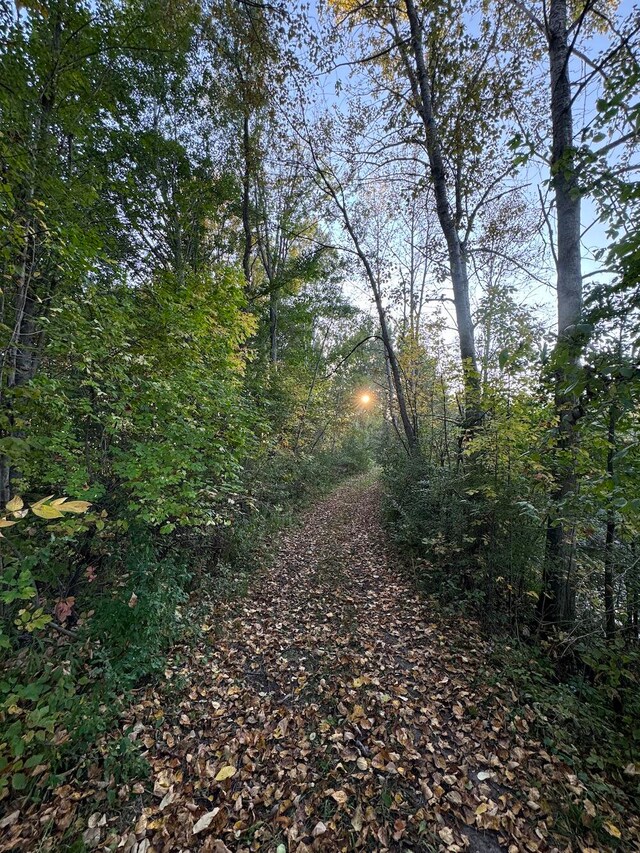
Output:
360 393 372 405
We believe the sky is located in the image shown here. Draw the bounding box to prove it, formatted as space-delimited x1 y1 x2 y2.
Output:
298 0 639 347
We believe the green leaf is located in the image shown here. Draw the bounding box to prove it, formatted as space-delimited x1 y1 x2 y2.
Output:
11 772 27 791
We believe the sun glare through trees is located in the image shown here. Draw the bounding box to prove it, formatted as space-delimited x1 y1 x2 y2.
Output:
0 0 639 849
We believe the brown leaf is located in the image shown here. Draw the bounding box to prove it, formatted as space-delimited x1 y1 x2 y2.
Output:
438 826 455 846
351 805 363 832
331 789 348 806
0 811 20 830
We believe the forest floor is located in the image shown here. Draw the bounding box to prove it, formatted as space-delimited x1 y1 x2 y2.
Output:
5 476 639 852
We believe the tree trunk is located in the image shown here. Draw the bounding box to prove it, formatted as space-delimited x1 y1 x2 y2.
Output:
241 112 252 287
604 403 617 641
314 164 418 453
401 0 481 429
269 290 278 364
538 0 583 628
374 283 418 453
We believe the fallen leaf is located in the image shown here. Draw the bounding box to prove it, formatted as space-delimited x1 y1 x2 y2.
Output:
193 808 220 834
214 765 236 782
604 822 621 839
351 804 363 832
159 788 176 810
0 811 20 830
439 826 455 845
446 790 462 806
153 770 172 797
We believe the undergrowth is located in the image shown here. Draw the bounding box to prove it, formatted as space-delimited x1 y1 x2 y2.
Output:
0 446 371 809
380 445 640 804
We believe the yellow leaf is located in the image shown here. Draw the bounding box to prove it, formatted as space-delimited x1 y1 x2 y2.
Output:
31 503 64 519
214 766 236 782
475 803 488 815
59 500 92 514
30 495 53 509
6 496 23 512
604 822 621 839
0 519 17 528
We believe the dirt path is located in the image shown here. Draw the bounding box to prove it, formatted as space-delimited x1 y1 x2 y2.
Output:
10 477 636 851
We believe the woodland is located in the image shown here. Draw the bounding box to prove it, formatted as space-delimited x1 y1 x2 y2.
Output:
0 0 639 850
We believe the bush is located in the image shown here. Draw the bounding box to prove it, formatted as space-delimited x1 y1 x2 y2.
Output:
0 438 368 805
0 532 190 801
380 446 544 627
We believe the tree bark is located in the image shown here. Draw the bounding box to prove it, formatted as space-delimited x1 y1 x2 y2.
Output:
269 290 278 364
604 402 617 641
241 112 252 288
401 0 481 430
538 0 583 628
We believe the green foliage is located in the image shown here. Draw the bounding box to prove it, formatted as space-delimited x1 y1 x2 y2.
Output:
380 390 548 628
0 662 78 800
88 537 191 688
0 496 95 650
0 0 374 814
0 533 190 800
488 639 640 794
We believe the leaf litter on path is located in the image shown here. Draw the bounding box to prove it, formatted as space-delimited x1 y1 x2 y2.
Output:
4 477 639 851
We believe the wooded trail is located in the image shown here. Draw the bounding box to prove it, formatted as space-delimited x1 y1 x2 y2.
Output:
8 478 637 852
105 477 604 852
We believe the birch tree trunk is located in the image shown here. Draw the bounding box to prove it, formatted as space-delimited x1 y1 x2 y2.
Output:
538 0 583 627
